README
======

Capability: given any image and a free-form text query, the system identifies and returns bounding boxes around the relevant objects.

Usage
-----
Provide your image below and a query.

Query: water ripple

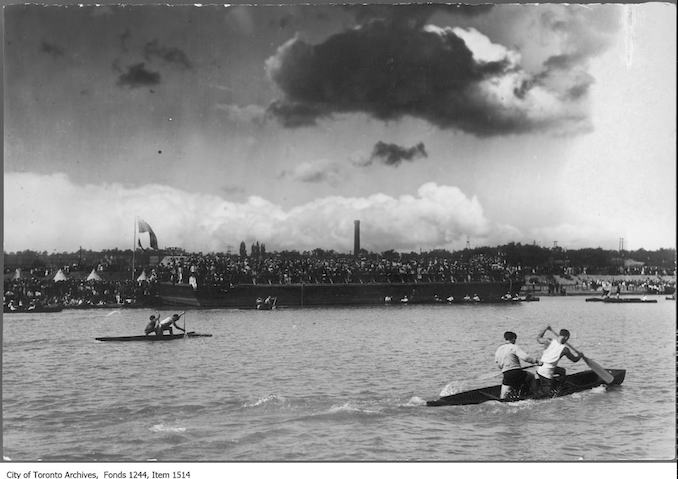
[2,300,675,461]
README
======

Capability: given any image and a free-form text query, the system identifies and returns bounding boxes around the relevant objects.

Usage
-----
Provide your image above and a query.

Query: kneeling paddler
[495,331,541,399]
[535,326,583,394]
[144,314,160,335]
[158,313,186,335]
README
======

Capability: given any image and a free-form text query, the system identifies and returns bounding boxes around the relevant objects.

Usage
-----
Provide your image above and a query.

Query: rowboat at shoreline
[585,297,657,303]
[426,368,626,406]
[95,332,212,342]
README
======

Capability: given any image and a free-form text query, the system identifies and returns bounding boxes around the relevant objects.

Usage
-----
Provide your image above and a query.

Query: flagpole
[132,216,137,281]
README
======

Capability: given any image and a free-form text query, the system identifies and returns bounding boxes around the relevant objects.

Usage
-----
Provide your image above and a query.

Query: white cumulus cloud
[4,172,505,253]
[449,26,521,65]
[6,172,651,253]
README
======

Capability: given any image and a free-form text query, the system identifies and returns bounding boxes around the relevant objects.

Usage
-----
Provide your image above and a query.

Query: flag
[137,218,158,249]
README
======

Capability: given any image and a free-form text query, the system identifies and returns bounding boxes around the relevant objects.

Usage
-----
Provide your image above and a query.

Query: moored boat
[255,296,278,310]
[3,304,64,313]
[585,297,657,303]
[95,331,212,342]
[426,368,626,406]
[508,294,540,302]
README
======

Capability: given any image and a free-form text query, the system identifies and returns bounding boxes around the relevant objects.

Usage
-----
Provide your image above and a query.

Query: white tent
[87,269,103,281]
[136,270,148,282]
[53,269,68,282]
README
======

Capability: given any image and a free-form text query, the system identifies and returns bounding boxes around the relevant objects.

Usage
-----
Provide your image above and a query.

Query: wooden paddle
[564,341,615,384]
[547,327,614,384]
[175,311,186,336]
[478,364,538,381]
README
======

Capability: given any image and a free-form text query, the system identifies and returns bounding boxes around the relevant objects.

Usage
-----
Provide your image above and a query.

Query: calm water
[2,297,675,461]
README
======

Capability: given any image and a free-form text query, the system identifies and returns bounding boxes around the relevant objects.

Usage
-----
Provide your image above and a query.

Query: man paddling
[535,326,583,393]
[494,331,541,400]
[144,314,160,335]
[158,313,186,335]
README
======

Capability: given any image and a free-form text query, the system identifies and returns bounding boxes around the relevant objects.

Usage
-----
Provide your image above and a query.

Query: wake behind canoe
[96,332,212,342]
[426,368,625,407]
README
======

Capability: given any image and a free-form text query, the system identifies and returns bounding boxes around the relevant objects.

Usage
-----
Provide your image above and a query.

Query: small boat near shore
[585,297,657,303]
[255,296,278,310]
[426,368,626,406]
[95,332,212,342]
[3,304,64,313]
[509,295,540,302]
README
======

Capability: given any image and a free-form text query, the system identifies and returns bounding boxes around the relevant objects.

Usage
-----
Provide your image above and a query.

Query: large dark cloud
[366,141,428,167]
[116,63,161,88]
[266,21,520,135]
[266,5,622,136]
[144,39,192,70]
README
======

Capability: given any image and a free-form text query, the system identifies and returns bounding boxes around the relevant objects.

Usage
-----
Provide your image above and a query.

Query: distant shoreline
[524,290,674,297]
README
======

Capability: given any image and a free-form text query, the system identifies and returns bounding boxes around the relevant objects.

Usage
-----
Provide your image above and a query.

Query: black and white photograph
[2,0,676,470]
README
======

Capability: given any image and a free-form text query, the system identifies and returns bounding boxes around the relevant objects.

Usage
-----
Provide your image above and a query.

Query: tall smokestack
[354,220,360,256]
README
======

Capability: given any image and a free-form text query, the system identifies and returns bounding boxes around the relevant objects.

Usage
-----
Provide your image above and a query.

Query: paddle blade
[478,370,502,381]
[583,357,615,384]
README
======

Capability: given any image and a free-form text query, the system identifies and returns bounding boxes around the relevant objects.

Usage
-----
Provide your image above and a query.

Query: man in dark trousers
[495,331,541,399]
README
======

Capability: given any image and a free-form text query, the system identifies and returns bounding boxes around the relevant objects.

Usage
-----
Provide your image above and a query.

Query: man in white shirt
[535,325,583,393]
[158,313,186,335]
[495,331,541,399]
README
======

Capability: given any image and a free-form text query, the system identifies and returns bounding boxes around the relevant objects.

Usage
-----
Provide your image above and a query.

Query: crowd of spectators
[3,272,155,311]
[548,265,671,277]
[524,274,675,296]
[153,251,519,289]
[4,248,675,309]
[573,277,674,294]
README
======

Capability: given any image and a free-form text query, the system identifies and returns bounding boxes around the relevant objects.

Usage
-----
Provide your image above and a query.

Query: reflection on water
[2,297,675,461]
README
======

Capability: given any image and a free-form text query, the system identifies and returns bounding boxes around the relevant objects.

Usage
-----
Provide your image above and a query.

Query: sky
[3,2,676,254]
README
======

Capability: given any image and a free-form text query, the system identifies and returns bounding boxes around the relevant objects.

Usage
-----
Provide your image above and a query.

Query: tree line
[4,242,675,276]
